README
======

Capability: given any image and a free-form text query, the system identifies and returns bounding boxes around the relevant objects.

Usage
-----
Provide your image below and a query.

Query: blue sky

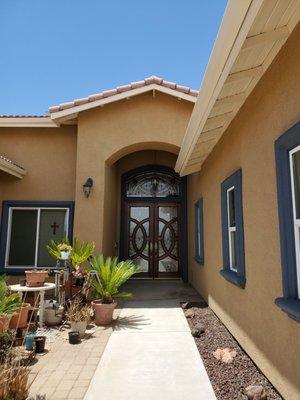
[0,1,227,115]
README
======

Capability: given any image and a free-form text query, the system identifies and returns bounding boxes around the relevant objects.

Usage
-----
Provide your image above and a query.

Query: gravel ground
[183,303,283,400]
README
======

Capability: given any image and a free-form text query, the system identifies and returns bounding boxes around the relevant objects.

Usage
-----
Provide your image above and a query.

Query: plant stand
[9,283,56,328]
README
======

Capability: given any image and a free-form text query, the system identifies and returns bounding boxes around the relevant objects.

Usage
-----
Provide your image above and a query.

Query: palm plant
[47,237,94,274]
[70,238,95,272]
[0,275,22,317]
[89,255,141,304]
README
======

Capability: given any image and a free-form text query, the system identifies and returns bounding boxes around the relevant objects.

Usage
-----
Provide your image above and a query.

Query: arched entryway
[120,165,187,280]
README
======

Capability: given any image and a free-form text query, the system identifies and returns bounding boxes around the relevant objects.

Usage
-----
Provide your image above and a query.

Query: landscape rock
[181,302,189,309]
[213,347,237,364]
[191,323,205,337]
[245,385,267,400]
[185,309,195,318]
[181,300,207,309]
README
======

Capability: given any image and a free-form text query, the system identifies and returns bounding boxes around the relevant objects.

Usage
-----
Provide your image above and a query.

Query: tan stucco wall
[73,92,193,254]
[187,26,300,399]
[0,126,77,216]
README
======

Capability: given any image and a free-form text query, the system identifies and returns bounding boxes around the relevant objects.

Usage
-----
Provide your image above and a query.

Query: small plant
[57,243,72,253]
[47,237,95,276]
[66,298,91,338]
[0,275,22,317]
[0,330,14,363]
[66,298,91,323]
[0,359,29,399]
[89,255,141,304]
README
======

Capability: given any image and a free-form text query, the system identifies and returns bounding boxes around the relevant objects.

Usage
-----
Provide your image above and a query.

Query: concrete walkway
[84,281,216,400]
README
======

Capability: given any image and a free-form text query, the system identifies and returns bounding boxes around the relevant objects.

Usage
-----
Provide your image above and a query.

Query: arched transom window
[125,171,181,198]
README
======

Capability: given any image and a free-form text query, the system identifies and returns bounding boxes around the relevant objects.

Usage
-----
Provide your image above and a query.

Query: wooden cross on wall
[51,222,59,235]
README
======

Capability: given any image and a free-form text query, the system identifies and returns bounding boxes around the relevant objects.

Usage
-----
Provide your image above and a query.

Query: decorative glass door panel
[156,205,179,276]
[124,203,180,278]
[126,205,152,275]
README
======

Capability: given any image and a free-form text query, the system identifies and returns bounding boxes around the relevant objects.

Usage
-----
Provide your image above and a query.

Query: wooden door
[124,202,180,278]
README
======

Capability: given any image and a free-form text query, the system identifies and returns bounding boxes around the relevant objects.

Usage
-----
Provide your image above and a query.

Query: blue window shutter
[274,122,300,321]
[220,169,246,288]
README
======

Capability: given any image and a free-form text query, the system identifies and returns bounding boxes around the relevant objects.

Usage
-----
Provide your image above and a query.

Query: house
[0,0,299,398]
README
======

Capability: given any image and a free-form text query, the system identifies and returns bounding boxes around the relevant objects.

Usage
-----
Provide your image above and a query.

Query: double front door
[124,202,181,278]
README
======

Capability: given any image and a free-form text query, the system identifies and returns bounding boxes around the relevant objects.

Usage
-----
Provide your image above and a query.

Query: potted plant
[89,255,141,325]
[66,298,91,338]
[9,302,31,329]
[47,238,94,287]
[0,275,22,334]
[25,270,48,287]
[58,243,72,260]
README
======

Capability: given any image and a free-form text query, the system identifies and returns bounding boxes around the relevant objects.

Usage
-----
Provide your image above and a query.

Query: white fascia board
[0,117,58,128]
[175,0,264,174]
[50,84,197,122]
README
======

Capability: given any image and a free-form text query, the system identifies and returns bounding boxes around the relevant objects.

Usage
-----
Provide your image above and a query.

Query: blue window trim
[220,169,246,288]
[0,200,74,275]
[194,198,204,265]
[275,122,300,322]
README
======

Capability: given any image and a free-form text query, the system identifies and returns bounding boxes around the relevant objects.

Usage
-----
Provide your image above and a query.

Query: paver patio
[28,281,216,400]
[28,324,113,400]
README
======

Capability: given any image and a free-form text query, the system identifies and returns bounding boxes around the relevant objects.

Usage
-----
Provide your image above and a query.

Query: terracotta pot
[0,315,11,334]
[92,300,117,326]
[70,320,88,338]
[25,270,48,287]
[9,303,31,329]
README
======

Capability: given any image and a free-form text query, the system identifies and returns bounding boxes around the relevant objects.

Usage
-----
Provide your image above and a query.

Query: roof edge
[0,117,57,128]
[50,83,197,122]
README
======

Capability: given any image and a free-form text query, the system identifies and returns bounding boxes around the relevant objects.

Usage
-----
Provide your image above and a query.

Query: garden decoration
[0,275,22,334]
[66,298,91,338]
[89,255,141,325]
[44,300,64,326]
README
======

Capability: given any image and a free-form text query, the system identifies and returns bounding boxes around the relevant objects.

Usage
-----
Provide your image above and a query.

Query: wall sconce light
[83,178,93,198]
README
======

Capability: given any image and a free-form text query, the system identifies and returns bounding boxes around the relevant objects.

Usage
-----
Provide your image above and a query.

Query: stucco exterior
[0,126,77,216]
[187,26,300,399]
[73,92,193,254]
[0,92,193,259]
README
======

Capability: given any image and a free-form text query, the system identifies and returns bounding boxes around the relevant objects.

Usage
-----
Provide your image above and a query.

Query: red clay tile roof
[0,115,47,118]
[49,76,198,114]
[0,155,25,170]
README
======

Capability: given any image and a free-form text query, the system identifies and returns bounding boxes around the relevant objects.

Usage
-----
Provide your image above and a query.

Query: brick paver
[28,323,113,400]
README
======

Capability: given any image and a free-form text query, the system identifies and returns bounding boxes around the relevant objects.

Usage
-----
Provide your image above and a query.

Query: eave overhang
[175,0,300,176]
[0,157,26,179]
